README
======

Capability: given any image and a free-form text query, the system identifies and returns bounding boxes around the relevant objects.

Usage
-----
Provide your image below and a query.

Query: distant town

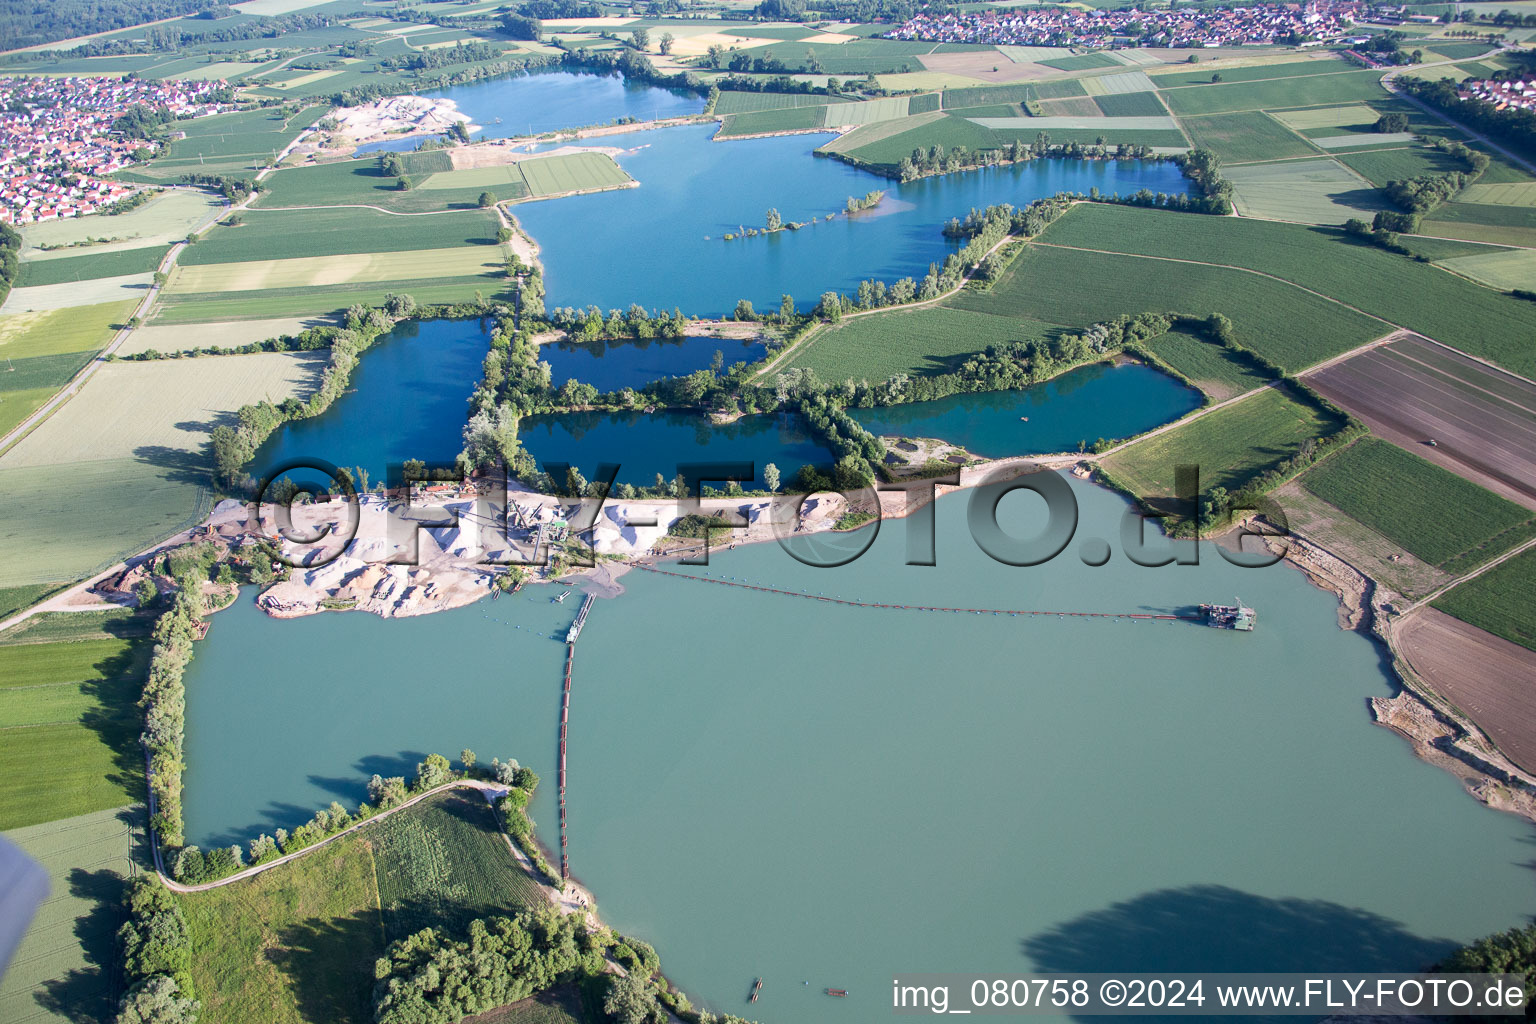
[885,1,1429,50]
[1462,75,1536,112]
[0,75,230,225]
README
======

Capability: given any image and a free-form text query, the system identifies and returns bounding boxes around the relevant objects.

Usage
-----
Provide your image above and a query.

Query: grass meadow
[517,152,633,197]
[1434,546,1536,653]
[1101,385,1344,499]
[1336,144,1466,186]
[1299,437,1536,573]
[183,832,384,1024]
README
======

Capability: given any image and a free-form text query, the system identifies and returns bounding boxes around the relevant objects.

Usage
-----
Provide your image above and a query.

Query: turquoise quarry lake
[184,478,1536,1022]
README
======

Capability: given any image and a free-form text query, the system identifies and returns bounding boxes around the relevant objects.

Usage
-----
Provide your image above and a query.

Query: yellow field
[1,351,326,467]
[1460,182,1536,207]
[0,299,137,359]
[166,246,503,293]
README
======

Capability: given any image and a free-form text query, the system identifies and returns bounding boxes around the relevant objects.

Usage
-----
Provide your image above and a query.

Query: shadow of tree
[270,909,384,1024]
[131,444,211,488]
[78,645,152,804]
[1023,885,1458,974]
[33,867,129,1024]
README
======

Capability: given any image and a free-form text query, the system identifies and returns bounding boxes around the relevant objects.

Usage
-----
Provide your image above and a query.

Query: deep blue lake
[539,333,765,393]
[511,123,1192,315]
[251,318,490,485]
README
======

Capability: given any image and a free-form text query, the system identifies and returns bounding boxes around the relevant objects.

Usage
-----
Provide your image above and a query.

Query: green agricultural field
[154,274,514,322]
[1039,52,1121,71]
[1093,91,1166,117]
[786,306,1067,381]
[1423,40,1502,59]
[183,832,384,1024]
[255,158,526,213]
[0,638,147,830]
[16,245,168,287]
[717,105,826,136]
[0,807,138,1024]
[180,208,500,264]
[1434,546,1536,652]
[417,164,527,191]
[0,609,151,645]
[1272,104,1380,131]
[1300,437,1536,573]
[1160,70,1390,115]
[1038,97,1104,117]
[0,385,58,439]
[168,246,502,293]
[1032,79,1089,100]
[1222,157,1388,224]
[1032,203,1536,376]
[1101,385,1343,501]
[1146,328,1276,401]
[1180,111,1318,164]
[129,104,332,180]
[817,109,947,155]
[518,152,633,197]
[373,790,546,941]
[1436,247,1536,290]
[1336,144,1465,186]
[1460,182,1536,206]
[823,95,915,126]
[0,299,136,360]
[2,351,324,467]
[954,240,1382,372]
[0,582,64,621]
[1426,200,1536,237]
[713,91,850,114]
[1150,56,1353,88]
[840,113,1002,167]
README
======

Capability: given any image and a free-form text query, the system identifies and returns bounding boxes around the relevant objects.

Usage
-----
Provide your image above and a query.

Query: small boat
[552,589,572,604]
[750,978,763,1003]
[827,988,848,997]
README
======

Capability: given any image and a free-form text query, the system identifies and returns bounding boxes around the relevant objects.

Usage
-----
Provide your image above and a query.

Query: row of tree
[1400,75,1536,162]
[116,878,199,1024]
[546,304,692,342]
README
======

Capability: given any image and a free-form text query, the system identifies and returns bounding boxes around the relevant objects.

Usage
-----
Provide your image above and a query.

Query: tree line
[1400,75,1536,161]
